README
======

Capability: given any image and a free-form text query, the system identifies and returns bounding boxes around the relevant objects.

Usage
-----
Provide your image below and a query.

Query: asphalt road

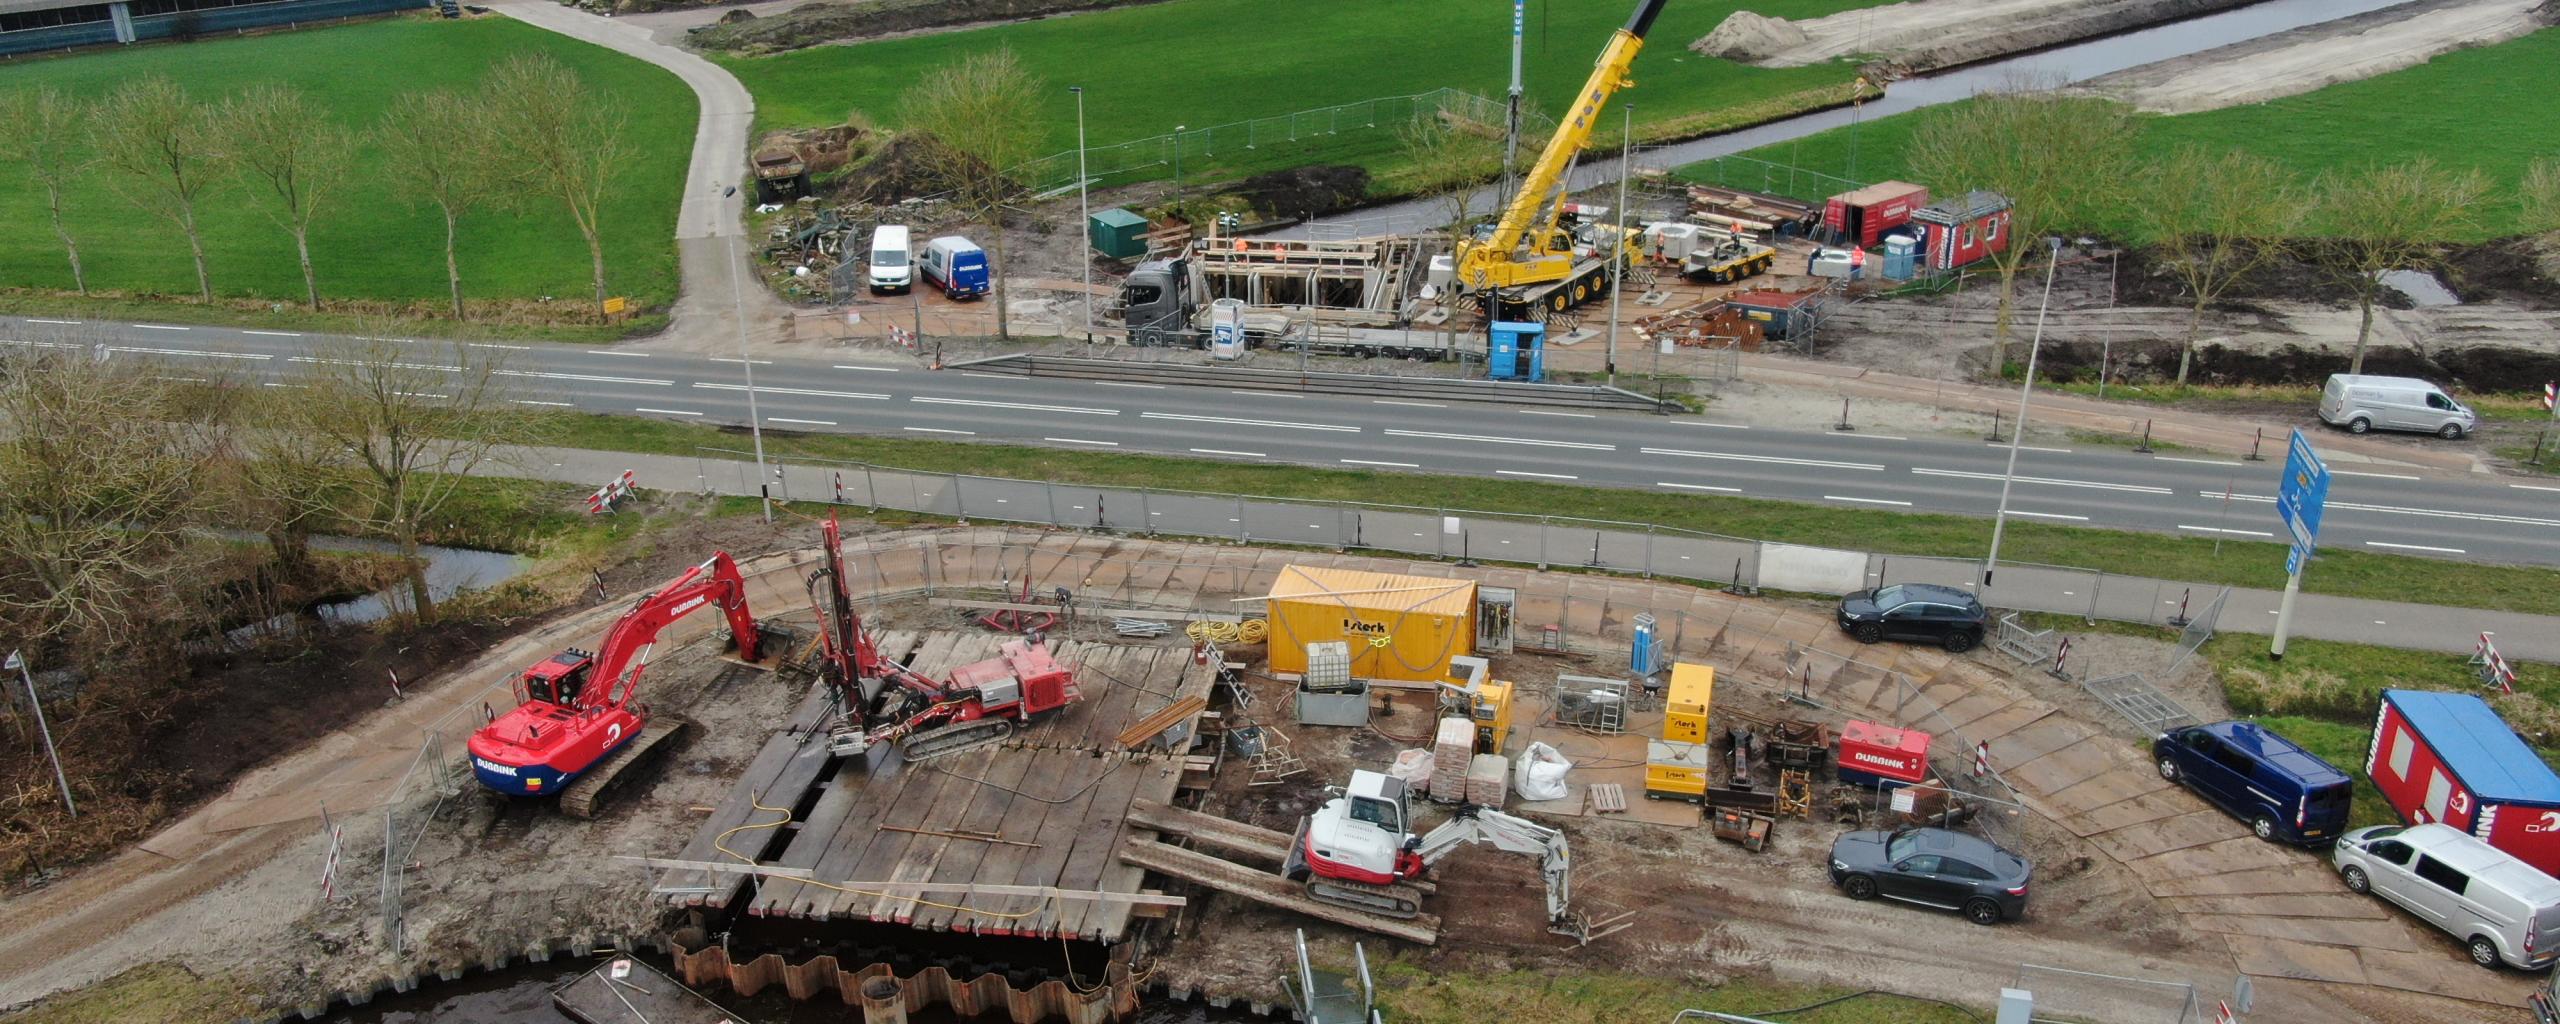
[11,314,2559,568]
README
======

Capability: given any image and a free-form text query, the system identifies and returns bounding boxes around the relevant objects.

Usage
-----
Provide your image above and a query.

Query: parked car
[1836,583,1989,652]
[2334,823,2560,970]
[919,235,989,300]
[2318,373,2477,439]
[1828,826,2031,925]
[2153,721,2352,846]
[866,224,912,294]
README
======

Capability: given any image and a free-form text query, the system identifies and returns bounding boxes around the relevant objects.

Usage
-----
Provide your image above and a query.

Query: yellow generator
[1442,655,1514,754]
[1665,662,1714,745]
[1645,739,1712,803]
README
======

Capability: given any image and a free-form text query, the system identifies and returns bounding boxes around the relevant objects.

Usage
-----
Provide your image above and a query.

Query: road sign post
[2270,430,2330,661]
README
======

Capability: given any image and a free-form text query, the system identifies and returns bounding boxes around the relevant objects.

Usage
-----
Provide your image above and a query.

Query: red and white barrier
[587,469,637,514]
[2474,632,2519,695]
[320,824,343,901]
[1973,741,1991,779]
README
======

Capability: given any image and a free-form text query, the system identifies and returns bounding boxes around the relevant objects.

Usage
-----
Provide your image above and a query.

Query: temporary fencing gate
[2011,964,2208,1024]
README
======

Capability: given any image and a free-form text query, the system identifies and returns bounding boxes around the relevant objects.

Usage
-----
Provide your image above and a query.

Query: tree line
[1904,87,2560,384]
[0,54,629,319]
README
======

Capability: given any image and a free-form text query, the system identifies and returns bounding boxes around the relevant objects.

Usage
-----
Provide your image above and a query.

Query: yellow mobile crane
[1452,0,1667,321]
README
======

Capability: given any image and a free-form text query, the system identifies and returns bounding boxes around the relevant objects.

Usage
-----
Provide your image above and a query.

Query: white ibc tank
[1208,297,1247,360]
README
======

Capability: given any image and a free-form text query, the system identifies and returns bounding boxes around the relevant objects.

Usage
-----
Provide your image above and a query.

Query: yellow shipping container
[1264,565,1476,682]
[1665,662,1715,744]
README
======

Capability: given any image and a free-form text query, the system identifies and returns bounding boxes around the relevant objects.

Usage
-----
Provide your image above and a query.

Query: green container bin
[1088,208,1151,261]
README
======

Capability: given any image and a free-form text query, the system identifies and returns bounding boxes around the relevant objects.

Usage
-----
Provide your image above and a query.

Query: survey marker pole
[7,650,73,818]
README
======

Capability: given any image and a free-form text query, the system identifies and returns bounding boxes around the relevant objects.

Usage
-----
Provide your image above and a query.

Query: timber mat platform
[660,630,1216,942]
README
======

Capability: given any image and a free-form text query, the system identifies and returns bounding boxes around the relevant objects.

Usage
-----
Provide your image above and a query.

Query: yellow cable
[715,791,1050,921]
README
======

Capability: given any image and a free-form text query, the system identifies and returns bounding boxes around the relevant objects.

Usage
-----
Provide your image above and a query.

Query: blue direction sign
[2277,429,2330,571]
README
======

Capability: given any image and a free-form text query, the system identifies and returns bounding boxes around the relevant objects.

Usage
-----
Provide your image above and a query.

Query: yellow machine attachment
[1451,0,1667,308]
[1441,655,1516,754]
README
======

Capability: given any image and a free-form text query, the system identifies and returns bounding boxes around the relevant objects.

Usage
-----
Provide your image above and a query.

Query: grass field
[529,412,2560,617]
[1682,26,2560,240]
[719,0,1885,192]
[0,16,695,315]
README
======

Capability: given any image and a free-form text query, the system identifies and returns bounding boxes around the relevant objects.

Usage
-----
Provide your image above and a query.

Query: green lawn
[719,0,1886,192]
[1683,25,2560,240]
[0,16,695,313]
[533,411,2560,617]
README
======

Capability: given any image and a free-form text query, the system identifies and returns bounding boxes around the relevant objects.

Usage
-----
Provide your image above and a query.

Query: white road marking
[392,391,445,399]
[2178,524,2272,538]
[1657,482,1740,493]
[635,407,704,416]
[1825,495,1912,506]
[242,330,303,338]
[2007,510,2090,521]
[2514,483,2560,493]
[1642,447,1881,471]
[2199,490,2560,529]
[767,417,837,426]
[1835,433,1909,441]
[692,382,889,401]
[495,369,672,386]
[515,400,574,407]
[1990,443,2073,454]
[1231,389,1301,398]
[261,382,308,389]
[1518,410,1595,419]
[1913,467,2171,495]
[132,323,190,331]
[118,346,270,360]
[593,350,652,358]
[833,364,901,372]
[26,319,80,325]
[151,376,209,383]
[1497,469,1578,480]
[1046,437,1119,446]
[709,357,773,365]
[962,372,1012,379]
[1375,399,1445,408]
[904,427,975,435]
[2366,541,2465,554]
[1190,448,1267,458]
[915,396,1116,416]
[1342,459,1418,468]
[1679,421,1750,429]
[1093,381,1165,389]
[467,342,528,350]
[1390,428,1613,451]
[2154,456,2243,467]
[2332,470,2420,481]
[291,354,451,370]
[1144,411,1356,432]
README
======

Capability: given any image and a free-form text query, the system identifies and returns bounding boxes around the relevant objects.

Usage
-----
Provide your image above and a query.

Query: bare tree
[226,85,354,312]
[899,46,1048,340]
[2520,156,2560,237]
[297,339,524,620]
[0,346,236,664]
[1,88,92,295]
[1397,98,1508,354]
[2136,146,2304,385]
[233,388,361,579]
[1907,87,2136,375]
[484,55,629,316]
[2307,158,2487,374]
[379,89,499,319]
[91,75,227,303]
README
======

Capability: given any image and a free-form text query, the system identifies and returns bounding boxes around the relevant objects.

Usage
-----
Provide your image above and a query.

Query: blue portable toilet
[1488,320,1546,382]
[1882,234,1918,281]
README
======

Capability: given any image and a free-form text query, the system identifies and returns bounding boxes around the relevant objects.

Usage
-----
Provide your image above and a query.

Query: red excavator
[805,514,1081,762]
[469,551,773,814]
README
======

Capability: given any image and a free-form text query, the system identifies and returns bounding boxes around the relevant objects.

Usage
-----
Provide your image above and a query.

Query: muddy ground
[2082,0,2558,114]
[683,0,1167,53]
[1695,0,2255,74]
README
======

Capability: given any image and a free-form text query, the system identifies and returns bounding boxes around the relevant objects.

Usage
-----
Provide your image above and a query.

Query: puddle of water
[2377,268,2462,307]
[219,537,531,648]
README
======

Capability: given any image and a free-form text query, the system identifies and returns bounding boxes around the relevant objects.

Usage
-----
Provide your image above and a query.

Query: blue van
[919,235,989,300]
[2153,721,2352,846]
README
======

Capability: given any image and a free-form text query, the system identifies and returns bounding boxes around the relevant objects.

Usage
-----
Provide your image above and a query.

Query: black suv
[1828,826,2032,925]
[1837,583,1991,652]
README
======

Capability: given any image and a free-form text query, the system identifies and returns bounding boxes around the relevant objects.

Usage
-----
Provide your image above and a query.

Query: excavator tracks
[1304,877,1425,918]
[896,717,1015,762]
[558,716,693,819]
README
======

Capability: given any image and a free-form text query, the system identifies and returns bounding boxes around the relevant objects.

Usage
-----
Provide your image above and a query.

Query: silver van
[2333,822,2560,969]
[2318,373,2477,439]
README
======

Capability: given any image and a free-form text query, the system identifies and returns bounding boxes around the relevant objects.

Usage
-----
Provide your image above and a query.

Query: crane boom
[1454,0,1667,295]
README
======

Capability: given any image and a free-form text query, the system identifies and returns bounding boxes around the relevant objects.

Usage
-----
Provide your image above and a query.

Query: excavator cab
[524,649,595,707]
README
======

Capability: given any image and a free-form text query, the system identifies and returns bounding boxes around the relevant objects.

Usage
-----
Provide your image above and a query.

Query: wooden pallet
[1583,783,1628,815]
[1116,695,1208,750]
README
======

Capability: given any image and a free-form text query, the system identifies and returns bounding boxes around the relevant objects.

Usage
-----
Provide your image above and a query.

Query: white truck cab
[866,224,912,293]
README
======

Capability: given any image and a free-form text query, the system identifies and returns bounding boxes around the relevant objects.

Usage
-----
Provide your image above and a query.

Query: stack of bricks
[1431,718,1477,803]
[1466,753,1509,807]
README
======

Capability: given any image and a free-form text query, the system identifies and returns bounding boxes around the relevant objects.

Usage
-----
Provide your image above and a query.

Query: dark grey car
[1828,827,2031,925]
[1837,583,1991,652]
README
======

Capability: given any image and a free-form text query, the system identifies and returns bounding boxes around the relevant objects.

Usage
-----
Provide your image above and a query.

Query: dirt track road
[2085,0,2556,113]
[1694,0,2253,71]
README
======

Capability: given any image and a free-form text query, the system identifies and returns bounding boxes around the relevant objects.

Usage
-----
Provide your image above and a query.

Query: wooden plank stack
[1430,717,1476,803]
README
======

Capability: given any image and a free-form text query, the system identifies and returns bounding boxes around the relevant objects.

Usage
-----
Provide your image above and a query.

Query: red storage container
[1822,181,1929,249]
[1838,719,1931,787]
[2368,689,2560,877]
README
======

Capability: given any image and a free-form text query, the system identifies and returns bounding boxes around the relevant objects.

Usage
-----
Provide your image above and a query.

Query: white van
[2333,822,2560,969]
[2317,373,2477,439]
[866,224,912,294]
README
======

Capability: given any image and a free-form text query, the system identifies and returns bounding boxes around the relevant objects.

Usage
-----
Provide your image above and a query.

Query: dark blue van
[2153,721,2352,846]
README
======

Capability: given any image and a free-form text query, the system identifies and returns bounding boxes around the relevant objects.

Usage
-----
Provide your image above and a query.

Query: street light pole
[1071,86,1093,342]
[726,232,772,524]
[1171,125,1187,207]
[1607,104,1630,385]
[1980,236,2064,591]
[6,650,74,818]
